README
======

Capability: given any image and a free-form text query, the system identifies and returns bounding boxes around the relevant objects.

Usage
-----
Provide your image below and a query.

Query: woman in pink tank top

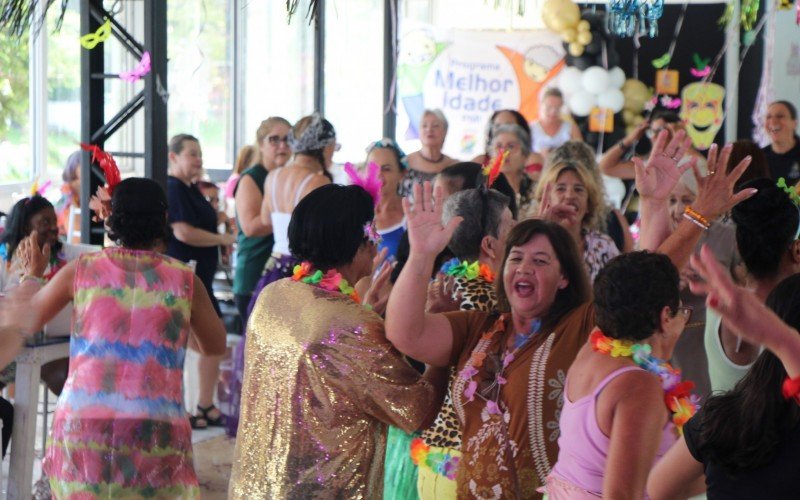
[547,252,697,499]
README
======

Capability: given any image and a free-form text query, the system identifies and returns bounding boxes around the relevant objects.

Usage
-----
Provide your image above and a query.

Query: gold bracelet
[20,275,45,285]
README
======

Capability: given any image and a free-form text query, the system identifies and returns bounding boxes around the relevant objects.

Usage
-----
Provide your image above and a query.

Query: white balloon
[608,67,626,89]
[581,66,610,95]
[558,67,584,95]
[569,91,597,117]
[597,89,625,113]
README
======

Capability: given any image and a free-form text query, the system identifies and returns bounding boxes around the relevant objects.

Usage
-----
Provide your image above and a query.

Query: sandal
[189,412,207,430]
[196,404,226,427]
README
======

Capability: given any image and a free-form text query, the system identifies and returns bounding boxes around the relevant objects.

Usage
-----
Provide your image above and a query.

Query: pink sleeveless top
[550,365,677,496]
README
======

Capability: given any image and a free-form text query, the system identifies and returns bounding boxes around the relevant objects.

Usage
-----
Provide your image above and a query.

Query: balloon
[541,0,561,31]
[560,0,581,28]
[581,66,610,94]
[568,42,585,57]
[558,66,584,95]
[569,91,597,117]
[576,31,592,45]
[597,89,625,113]
[562,28,577,43]
[632,115,645,126]
[623,109,635,124]
[584,35,602,55]
[608,67,626,89]
[577,20,591,32]
[566,53,594,71]
[622,79,652,112]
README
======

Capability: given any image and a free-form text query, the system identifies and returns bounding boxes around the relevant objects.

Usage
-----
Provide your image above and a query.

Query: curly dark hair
[106,178,171,249]
[593,252,680,341]
[495,219,590,332]
[0,196,62,258]
[731,178,798,281]
[695,274,800,473]
[289,184,374,270]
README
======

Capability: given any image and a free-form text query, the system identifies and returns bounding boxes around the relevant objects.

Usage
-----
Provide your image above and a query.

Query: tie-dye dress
[43,247,199,499]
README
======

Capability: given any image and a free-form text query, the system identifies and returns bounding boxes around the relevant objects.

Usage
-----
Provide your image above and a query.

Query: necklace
[458,315,541,415]
[419,151,445,163]
[590,328,699,435]
[291,261,360,303]
[440,258,494,283]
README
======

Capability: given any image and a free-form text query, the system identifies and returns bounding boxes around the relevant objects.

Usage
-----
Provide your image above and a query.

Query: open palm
[403,182,462,257]
[634,130,694,202]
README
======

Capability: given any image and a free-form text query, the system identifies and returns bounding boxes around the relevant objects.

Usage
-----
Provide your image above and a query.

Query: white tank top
[531,120,572,152]
[269,168,318,255]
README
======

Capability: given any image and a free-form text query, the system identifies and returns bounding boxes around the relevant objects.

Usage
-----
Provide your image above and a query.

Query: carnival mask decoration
[679,82,726,150]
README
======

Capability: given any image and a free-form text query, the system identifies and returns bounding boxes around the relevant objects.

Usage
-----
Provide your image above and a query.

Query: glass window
[239,1,314,149]
[0,29,31,185]
[168,0,234,173]
[324,0,384,165]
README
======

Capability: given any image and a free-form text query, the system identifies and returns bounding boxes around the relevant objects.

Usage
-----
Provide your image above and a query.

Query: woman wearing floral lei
[229,184,437,498]
[547,251,695,498]
[386,130,754,498]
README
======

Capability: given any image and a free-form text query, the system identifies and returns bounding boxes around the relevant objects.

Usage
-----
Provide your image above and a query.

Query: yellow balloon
[541,0,562,31]
[623,109,635,124]
[568,42,585,57]
[576,31,592,45]
[562,28,577,43]
[561,0,581,27]
[578,20,591,32]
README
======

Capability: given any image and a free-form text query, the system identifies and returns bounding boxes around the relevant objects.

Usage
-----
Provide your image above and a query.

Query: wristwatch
[617,140,632,153]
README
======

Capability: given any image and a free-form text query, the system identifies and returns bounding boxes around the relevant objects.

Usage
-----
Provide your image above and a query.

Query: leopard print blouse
[420,275,497,449]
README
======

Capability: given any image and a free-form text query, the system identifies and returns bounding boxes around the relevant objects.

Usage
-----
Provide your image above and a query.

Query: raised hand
[403,182,462,258]
[18,231,50,278]
[634,129,695,202]
[535,182,578,227]
[691,144,756,221]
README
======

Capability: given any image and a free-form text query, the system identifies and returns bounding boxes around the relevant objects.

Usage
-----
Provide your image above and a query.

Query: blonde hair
[254,116,292,165]
[234,145,256,174]
[534,162,606,230]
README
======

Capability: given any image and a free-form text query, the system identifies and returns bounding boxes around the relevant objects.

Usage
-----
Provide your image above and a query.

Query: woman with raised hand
[229,184,434,499]
[649,263,800,499]
[385,129,753,498]
[11,177,227,498]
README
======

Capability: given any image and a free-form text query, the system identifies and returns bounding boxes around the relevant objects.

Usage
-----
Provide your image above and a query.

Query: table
[6,336,69,500]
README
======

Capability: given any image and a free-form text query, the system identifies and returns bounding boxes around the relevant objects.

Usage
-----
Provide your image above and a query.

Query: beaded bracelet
[20,275,45,285]
[783,375,800,404]
[683,206,710,230]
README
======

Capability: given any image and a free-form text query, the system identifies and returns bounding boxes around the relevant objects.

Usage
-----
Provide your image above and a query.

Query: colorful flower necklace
[458,315,541,415]
[410,437,459,480]
[292,261,360,303]
[440,258,494,283]
[590,328,700,434]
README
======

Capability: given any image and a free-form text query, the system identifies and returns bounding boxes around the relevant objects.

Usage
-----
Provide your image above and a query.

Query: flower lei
[783,375,800,405]
[292,261,360,303]
[410,437,459,480]
[590,328,700,434]
[440,258,494,283]
[457,315,541,415]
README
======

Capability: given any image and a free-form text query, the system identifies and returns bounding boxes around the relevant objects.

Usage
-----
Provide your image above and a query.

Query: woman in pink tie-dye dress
[13,178,227,499]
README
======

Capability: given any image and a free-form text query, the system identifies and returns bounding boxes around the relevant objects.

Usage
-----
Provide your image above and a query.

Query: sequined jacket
[229,279,437,499]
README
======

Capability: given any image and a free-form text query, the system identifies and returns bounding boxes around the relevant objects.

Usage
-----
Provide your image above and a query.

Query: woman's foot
[196,404,225,427]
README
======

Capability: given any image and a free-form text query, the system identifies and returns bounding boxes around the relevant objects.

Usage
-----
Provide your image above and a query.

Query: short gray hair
[442,189,510,260]
[547,141,597,172]
[490,123,531,157]
[422,109,449,133]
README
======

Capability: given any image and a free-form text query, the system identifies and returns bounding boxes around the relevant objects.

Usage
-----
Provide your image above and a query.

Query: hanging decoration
[651,53,671,69]
[690,53,712,79]
[719,0,760,32]
[608,0,665,38]
[119,51,151,82]
[679,83,726,150]
[660,95,681,109]
[79,18,112,50]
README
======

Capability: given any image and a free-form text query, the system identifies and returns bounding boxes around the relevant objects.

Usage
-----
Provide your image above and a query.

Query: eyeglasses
[267,135,289,145]
[676,305,694,322]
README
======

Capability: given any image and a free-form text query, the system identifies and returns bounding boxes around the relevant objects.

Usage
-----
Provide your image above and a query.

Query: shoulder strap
[592,365,644,398]
[269,166,282,209]
[293,173,317,207]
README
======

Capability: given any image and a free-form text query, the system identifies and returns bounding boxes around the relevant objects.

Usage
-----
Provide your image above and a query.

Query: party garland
[783,375,800,404]
[292,262,360,303]
[440,258,494,283]
[590,328,700,435]
[410,438,459,480]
